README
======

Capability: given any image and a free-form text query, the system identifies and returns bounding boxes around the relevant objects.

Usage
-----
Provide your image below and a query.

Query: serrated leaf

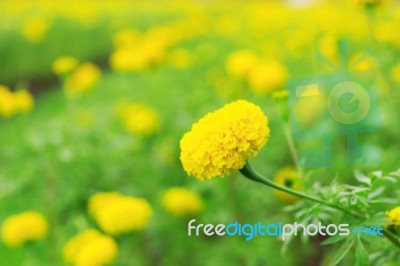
[355,170,371,186]
[321,234,346,245]
[371,170,382,179]
[381,176,397,183]
[329,238,355,266]
[355,238,369,266]
[367,186,385,199]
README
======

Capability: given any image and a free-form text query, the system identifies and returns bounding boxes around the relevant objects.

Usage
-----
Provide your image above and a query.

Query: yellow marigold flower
[1,211,48,247]
[65,63,101,96]
[386,206,400,226]
[180,100,270,180]
[63,229,117,266]
[14,90,34,114]
[292,85,326,127]
[350,53,375,71]
[113,28,140,48]
[248,61,288,94]
[88,192,152,235]
[110,47,148,72]
[118,103,160,136]
[21,18,49,43]
[273,167,302,203]
[318,35,339,65]
[225,50,258,80]
[52,56,79,75]
[162,187,203,216]
[0,85,17,118]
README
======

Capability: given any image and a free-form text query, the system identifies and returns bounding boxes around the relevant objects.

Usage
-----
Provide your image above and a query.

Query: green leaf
[355,238,369,266]
[321,234,346,245]
[328,238,355,266]
[354,170,371,186]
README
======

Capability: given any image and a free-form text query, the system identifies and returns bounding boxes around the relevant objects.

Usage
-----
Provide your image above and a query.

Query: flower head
[386,206,400,226]
[225,50,258,80]
[0,85,17,118]
[65,63,101,96]
[63,229,117,266]
[88,192,152,235]
[52,56,79,75]
[1,211,48,247]
[162,187,203,216]
[22,18,49,43]
[248,61,288,94]
[118,103,161,136]
[273,167,302,203]
[14,90,34,114]
[180,100,269,180]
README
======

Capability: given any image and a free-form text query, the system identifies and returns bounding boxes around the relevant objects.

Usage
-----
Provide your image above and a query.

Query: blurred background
[0,0,400,265]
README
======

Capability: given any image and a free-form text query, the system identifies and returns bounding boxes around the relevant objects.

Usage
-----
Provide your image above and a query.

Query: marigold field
[1,0,400,265]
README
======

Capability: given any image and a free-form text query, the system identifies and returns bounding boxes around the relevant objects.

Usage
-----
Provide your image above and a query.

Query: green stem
[382,229,400,249]
[239,161,400,250]
[239,161,363,218]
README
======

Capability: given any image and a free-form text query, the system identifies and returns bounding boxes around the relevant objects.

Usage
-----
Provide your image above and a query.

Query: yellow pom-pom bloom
[386,206,400,226]
[21,18,49,44]
[248,61,288,94]
[14,90,34,114]
[88,192,153,235]
[118,103,161,136]
[180,100,270,180]
[273,167,302,203]
[63,229,117,266]
[0,85,17,118]
[225,50,258,80]
[112,28,140,48]
[1,211,48,247]
[65,63,101,96]
[162,187,203,216]
[52,56,79,75]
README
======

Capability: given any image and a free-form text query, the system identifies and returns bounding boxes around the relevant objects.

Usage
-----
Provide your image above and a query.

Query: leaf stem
[239,161,362,218]
[239,161,400,250]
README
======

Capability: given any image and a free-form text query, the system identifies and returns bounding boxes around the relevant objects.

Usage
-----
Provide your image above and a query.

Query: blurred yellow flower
[248,61,288,94]
[162,187,203,216]
[118,103,160,136]
[113,28,140,48]
[14,90,34,114]
[52,56,79,75]
[63,229,117,266]
[110,47,145,72]
[65,63,101,96]
[0,85,17,118]
[386,206,400,226]
[273,167,302,203]
[350,53,375,71]
[88,192,153,235]
[1,211,48,247]
[318,35,339,64]
[225,50,258,80]
[293,86,326,127]
[180,100,269,180]
[22,18,49,44]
